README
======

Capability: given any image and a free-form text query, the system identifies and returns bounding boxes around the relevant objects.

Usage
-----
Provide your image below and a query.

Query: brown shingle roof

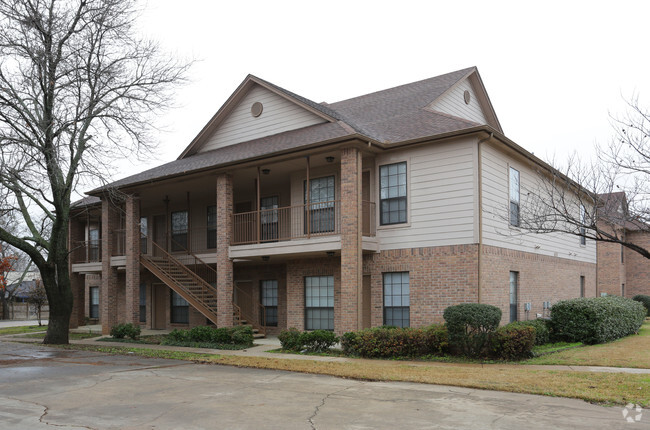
[91,67,480,193]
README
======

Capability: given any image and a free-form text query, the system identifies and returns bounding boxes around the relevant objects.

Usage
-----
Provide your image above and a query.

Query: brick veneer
[340,147,363,332]
[596,223,626,296]
[481,245,597,324]
[216,173,234,327]
[101,199,120,335]
[125,195,141,325]
[624,230,650,297]
[68,216,86,328]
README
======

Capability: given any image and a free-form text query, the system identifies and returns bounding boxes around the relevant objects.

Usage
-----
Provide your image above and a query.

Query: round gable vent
[251,102,263,117]
[463,90,471,104]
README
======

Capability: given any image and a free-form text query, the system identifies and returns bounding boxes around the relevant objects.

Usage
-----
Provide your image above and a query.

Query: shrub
[632,295,650,317]
[550,296,646,344]
[110,323,141,340]
[490,323,535,360]
[443,303,501,357]
[279,329,339,353]
[163,326,253,346]
[512,319,550,345]
[340,325,448,358]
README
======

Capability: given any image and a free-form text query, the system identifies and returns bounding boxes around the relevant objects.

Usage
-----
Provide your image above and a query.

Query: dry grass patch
[197,355,650,407]
[526,321,650,368]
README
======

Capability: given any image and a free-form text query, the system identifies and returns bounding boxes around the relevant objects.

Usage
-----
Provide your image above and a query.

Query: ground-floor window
[383,272,410,327]
[89,286,99,319]
[580,276,585,298]
[170,290,189,324]
[305,275,334,330]
[509,271,519,323]
[139,283,147,323]
[261,279,278,326]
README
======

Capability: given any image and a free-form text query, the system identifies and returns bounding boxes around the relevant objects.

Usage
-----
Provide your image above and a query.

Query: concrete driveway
[0,341,643,429]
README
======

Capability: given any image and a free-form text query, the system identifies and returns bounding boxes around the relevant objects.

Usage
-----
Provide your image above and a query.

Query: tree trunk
[41,266,72,344]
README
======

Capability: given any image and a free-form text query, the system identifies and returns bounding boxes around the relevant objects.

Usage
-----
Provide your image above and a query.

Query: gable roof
[91,67,501,194]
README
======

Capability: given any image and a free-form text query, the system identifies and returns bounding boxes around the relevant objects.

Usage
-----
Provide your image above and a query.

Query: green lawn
[21,331,100,340]
[525,321,650,368]
[0,325,47,336]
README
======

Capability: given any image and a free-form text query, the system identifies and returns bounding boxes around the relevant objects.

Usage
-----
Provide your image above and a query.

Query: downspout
[477,132,493,303]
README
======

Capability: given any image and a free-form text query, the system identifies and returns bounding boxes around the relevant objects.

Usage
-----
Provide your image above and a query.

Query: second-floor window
[579,204,586,245]
[140,216,148,253]
[171,211,188,251]
[380,162,407,225]
[509,167,520,227]
[88,228,100,261]
[305,176,335,234]
[207,206,216,249]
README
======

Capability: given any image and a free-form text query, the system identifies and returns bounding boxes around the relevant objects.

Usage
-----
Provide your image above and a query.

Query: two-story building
[69,67,597,336]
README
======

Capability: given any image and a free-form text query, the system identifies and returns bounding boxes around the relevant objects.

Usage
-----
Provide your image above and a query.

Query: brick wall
[596,223,626,296]
[482,245,597,324]
[625,230,650,297]
[101,199,120,335]
[216,173,234,327]
[363,245,480,327]
[125,195,141,324]
[233,264,287,335]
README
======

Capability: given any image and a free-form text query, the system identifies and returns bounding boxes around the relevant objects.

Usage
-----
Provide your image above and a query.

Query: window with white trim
[509,167,520,227]
[579,204,586,245]
[305,276,334,330]
[383,272,410,327]
[380,162,407,225]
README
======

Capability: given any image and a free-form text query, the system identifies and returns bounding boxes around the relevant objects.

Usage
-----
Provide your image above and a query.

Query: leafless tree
[516,96,650,260]
[26,279,47,326]
[0,0,189,343]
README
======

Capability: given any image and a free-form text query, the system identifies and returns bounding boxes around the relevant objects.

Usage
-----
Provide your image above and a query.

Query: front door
[153,215,166,256]
[153,284,167,329]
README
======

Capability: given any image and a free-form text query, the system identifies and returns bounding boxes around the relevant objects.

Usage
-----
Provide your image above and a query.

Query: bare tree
[25,279,47,326]
[0,0,189,343]
[516,96,650,260]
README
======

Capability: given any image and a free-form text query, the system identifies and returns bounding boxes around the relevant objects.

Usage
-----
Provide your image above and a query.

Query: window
[88,228,100,261]
[260,196,279,241]
[509,271,518,323]
[140,217,148,253]
[207,206,217,249]
[305,276,334,330]
[139,284,146,323]
[260,280,278,326]
[89,286,99,319]
[171,211,188,251]
[622,283,625,297]
[380,162,407,225]
[580,276,585,298]
[509,167,520,227]
[579,204,586,245]
[305,176,335,234]
[383,272,410,327]
[621,245,625,263]
[170,290,189,324]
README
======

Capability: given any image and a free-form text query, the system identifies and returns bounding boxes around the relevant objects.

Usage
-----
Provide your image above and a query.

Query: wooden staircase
[141,241,266,337]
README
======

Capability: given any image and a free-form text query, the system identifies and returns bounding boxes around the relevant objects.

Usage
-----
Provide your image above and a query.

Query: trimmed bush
[490,323,535,360]
[279,329,339,352]
[340,324,448,358]
[632,294,650,317]
[110,323,141,340]
[163,325,253,346]
[512,319,550,345]
[443,303,502,357]
[550,296,646,344]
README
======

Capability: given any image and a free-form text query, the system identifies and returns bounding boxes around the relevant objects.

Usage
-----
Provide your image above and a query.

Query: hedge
[110,323,141,340]
[162,325,253,346]
[443,303,501,357]
[510,319,550,345]
[340,324,448,358]
[278,329,338,353]
[550,296,646,344]
[632,295,650,317]
[490,323,535,360]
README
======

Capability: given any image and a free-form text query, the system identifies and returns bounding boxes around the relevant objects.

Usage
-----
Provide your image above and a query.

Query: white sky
[111,0,650,182]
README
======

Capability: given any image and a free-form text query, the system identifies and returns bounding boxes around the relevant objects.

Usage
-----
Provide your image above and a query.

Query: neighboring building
[596,192,650,298]
[69,67,597,335]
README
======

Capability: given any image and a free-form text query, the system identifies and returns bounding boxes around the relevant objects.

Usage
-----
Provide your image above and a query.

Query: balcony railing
[71,240,102,264]
[112,229,126,256]
[232,200,376,246]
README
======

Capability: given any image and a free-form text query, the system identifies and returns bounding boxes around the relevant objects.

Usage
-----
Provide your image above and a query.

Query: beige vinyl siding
[428,78,486,125]
[377,138,476,249]
[200,85,327,153]
[481,142,596,263]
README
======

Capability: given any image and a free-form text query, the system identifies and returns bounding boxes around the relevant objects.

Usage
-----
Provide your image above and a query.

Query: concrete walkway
[4,328,650,375]
[0,319,48,328]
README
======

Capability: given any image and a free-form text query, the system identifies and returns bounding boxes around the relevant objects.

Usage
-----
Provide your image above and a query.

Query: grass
[525,321,650,368]
[21,331,100,340]
[96,335,167,345]
[531,342,582,356]
[46,342,650,407]
[0,325,47,336]
[95,335,251,350]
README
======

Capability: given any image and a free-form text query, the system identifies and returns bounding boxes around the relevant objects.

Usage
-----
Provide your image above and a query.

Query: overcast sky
[115,0,650,180]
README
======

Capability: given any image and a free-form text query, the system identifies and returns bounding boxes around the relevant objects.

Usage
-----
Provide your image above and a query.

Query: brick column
[216,173,234,327]
[68,216,86,328]
[125,195,141,325]
[339,147,363,333]
[101,198,119,335]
